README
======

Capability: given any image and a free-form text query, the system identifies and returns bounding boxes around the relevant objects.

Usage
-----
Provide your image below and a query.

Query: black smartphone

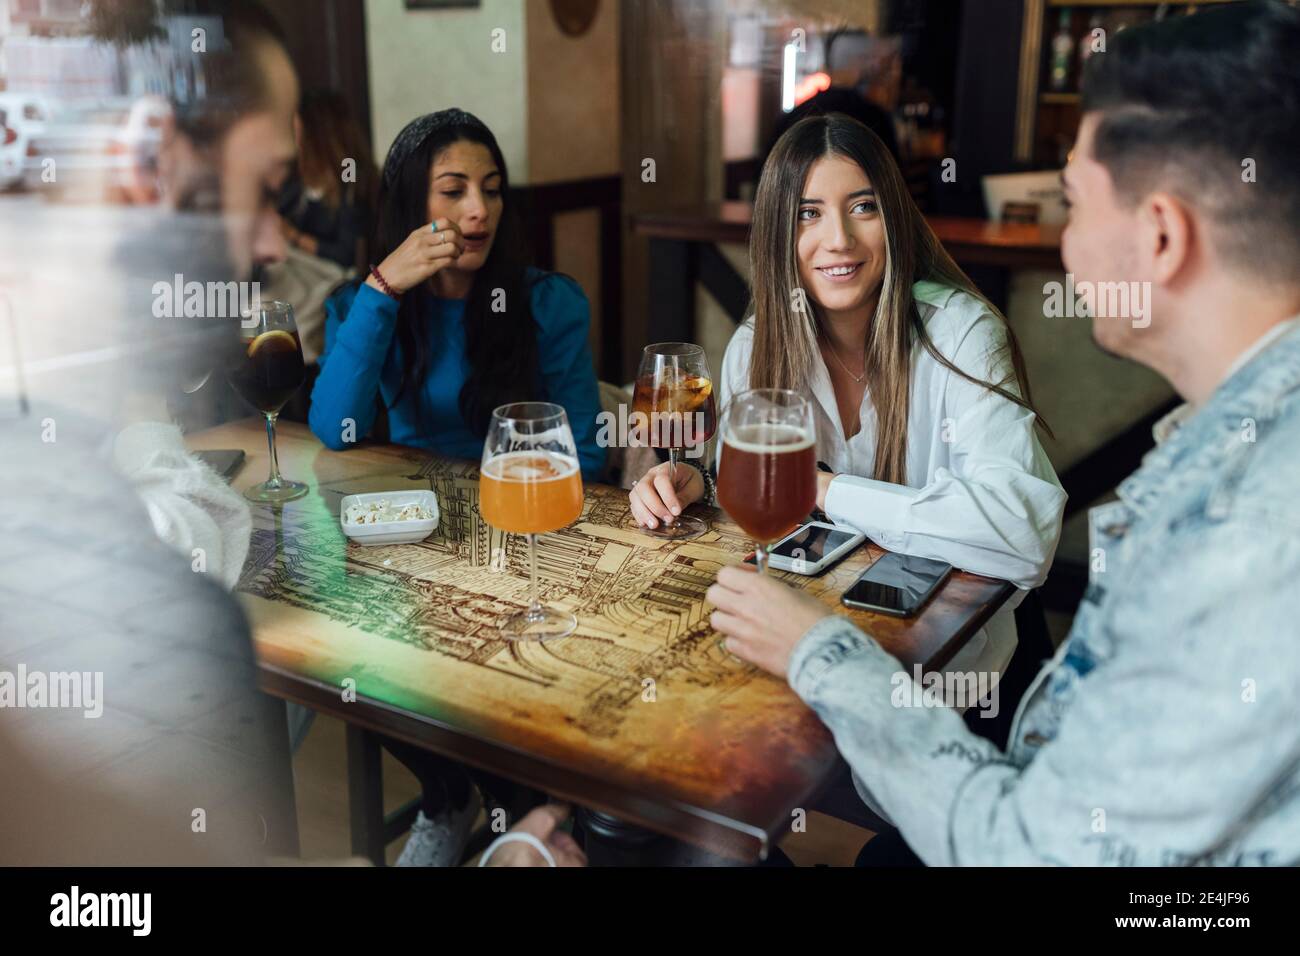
[195,449,246,482]
[841,552,952,617]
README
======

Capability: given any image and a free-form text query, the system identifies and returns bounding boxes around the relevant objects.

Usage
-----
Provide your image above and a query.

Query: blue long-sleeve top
[309,269,605,478]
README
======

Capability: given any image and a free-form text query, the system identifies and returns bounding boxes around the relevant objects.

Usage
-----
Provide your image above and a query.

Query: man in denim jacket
[709,1,1300,865]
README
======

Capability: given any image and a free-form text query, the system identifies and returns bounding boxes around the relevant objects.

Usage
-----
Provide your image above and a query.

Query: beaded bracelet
[368,264,400,300]
[686,460,716,506]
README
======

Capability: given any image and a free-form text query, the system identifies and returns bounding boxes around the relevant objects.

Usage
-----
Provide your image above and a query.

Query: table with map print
[187,418,1014,863]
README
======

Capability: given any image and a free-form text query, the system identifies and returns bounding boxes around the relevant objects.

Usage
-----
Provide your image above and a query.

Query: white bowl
[339,490,440,546]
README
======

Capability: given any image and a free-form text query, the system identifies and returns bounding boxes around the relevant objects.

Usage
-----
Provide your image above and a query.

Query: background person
[308,109,604,479]
[279,89,378,271]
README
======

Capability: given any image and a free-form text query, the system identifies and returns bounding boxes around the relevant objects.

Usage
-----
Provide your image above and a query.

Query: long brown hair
[297,90,378,212]
[748,113,1047,486]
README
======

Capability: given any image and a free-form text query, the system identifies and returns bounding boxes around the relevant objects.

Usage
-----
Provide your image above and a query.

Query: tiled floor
[291,713,874,867]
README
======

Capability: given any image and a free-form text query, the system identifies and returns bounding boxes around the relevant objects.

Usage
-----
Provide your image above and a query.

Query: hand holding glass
[631,342,717,540]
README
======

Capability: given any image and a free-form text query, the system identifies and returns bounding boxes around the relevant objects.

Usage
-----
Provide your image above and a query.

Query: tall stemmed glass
[479,402,585,640]
[227,300,307,503]
[716,388,817,574]
[632,342,717,540]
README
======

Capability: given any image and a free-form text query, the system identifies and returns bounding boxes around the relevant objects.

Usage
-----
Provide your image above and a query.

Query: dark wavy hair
[373,112,540,438]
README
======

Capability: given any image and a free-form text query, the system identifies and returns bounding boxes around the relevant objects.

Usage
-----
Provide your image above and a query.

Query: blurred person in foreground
[0,0,300,863]
[0,0,579,868]
[708,0,1300,866]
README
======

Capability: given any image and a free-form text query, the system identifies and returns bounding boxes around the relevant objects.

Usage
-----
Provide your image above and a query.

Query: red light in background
[794,72,831,107]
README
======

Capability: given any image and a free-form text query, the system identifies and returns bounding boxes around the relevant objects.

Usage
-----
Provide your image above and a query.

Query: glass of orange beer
[716,388,817,574]
[631,342,717,540]
[479,402,584,640]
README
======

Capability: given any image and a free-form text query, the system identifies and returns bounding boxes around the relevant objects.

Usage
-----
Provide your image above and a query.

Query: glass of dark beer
[227,300,308,503]
[716,388,816,574]
[631,342,717,540]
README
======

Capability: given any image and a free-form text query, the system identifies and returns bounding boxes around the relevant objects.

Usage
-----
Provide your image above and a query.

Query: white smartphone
[746,521,866,576]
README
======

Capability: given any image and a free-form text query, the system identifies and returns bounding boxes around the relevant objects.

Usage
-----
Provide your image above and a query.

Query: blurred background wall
[363,0,529,172]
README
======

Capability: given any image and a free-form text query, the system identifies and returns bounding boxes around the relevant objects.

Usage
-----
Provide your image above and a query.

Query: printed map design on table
[237,454,816,738]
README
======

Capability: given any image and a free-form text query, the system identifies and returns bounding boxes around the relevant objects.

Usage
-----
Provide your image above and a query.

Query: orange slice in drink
[246,329,297,359]
[680,375,712,411]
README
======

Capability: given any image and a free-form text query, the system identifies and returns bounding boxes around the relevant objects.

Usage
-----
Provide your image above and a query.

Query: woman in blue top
[310,110,602,867]
[309,108,604,479]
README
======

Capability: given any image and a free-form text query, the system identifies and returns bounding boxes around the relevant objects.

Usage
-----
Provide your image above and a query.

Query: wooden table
[632,201,1064,343]
[189,418,1014,864]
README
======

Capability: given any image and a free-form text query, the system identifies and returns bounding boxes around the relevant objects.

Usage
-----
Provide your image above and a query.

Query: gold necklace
[820,329,867,384]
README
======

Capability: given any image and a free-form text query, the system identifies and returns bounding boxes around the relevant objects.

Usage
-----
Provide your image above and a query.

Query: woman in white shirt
[629,112,1066,681]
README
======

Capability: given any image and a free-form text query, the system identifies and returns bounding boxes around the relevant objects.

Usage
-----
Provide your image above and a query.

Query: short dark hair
[1081,0,1300,282]
[90,0,289,146]
[168,0,289,146]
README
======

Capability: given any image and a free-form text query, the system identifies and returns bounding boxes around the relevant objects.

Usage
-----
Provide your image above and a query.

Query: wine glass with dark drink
[227,300,308,503]
[716,388,817,574]
[632,342,716,540]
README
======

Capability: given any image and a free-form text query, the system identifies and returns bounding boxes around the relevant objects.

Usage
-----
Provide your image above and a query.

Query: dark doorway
[261,0,373,142]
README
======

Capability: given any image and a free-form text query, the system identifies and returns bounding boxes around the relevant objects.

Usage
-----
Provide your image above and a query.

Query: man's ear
[156,106,196,207]
[1142,191,1194,286]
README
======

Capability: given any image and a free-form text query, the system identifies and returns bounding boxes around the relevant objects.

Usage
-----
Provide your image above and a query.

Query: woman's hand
[816,470,837,511]
[485,804,587,867]
[367,218,465,295]
[628,460,705,530]
[707,564,832,678]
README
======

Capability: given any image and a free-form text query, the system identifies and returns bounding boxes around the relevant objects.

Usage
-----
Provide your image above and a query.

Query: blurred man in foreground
[0,0,301,867]
[0,0,578,868]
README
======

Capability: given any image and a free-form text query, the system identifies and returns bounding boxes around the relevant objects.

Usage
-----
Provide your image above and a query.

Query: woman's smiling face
[425,138,503,272]
[795,154,887,318]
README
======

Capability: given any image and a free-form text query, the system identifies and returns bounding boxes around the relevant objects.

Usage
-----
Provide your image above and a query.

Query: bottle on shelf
[1049,8,1074,92]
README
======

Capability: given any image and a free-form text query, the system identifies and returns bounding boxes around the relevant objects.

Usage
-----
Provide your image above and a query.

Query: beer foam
[722,422,815,453]
[483,449,580,482]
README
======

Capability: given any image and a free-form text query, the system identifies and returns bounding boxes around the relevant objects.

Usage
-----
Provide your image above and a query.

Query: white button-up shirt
[718,280,1067,678]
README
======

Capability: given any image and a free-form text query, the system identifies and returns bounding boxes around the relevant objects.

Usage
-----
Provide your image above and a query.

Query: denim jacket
[789,320,1300,865]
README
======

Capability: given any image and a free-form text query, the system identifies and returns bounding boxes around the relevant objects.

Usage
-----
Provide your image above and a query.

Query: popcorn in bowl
[339,491,439,546]
[344,499,435,525]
